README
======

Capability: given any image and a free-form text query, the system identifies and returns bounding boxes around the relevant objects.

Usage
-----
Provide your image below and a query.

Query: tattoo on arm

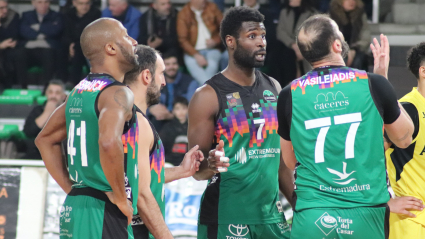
[114,88,130,113]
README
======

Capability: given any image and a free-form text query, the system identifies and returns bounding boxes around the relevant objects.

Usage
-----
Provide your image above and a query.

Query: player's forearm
[278,161,294,207]
[164,166,187,183]
[37,140,72,193]
[137,192,174,239]
[99,137,127,203]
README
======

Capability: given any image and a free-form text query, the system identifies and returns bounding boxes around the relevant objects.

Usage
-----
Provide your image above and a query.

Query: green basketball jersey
[66,74,139,209]
[290,66,389,211]
[132,108,165,227]
[199,71,283,225]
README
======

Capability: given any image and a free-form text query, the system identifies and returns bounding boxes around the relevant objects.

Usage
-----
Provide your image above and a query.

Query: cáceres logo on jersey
[263,90,276,102]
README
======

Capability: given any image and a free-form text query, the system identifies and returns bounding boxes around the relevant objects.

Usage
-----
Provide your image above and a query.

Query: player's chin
[253,61,265,68]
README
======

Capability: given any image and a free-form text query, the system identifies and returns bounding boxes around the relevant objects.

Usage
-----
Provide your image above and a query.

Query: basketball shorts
[389,212,425,239]
[60,187,134,239]
[197,218,290,239]
[290,205,389,239]
[132,224,153,239]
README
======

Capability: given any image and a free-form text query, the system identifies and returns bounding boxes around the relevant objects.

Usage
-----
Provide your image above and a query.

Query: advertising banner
[164,177,207,238]
[0,167,21,239]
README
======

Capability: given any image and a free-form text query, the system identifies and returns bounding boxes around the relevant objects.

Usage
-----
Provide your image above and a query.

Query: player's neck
[311,55,345,69]
[130,84,148,114]
[222,61,256,86]
[417,79,425,98]
[90,65,125,83]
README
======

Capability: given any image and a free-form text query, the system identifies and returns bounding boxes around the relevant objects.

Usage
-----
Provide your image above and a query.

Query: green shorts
[198,221,290,239]
[290,205,389,239]
[60,188,134,239]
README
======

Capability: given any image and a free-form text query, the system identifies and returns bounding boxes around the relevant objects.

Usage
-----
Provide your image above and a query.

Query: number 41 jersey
[290,66,389,211]
[199,71,283,225]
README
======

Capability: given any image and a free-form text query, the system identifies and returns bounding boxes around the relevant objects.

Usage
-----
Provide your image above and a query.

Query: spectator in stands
[138,0,180,58]
[62,0,100,85]
[13,0,63,89]
[0,0,19,90]
[148,51,198,130]
[329,0,371,70]
[159,96,189,166]
[102,0,141,39]
[177,0,222,85]
[23,80,66,159]
[276,0,316,85]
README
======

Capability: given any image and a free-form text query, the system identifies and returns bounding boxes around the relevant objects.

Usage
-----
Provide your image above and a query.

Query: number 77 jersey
[290,67,389,211]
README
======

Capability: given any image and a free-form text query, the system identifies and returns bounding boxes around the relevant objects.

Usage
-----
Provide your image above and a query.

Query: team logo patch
[226,92,243,107]
[228,224,249,237]
[263,90,276,102]
[251,103,261,113]
[235,147,247,164]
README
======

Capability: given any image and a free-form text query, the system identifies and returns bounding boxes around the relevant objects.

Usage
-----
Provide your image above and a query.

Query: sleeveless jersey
[65,74,138,208]
[132,108,166,226]
[290,66,389,211]
[199,71,282,225]
[386,87,425,223]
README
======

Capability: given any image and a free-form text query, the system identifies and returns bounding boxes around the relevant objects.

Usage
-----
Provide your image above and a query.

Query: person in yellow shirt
[385,42,425,239]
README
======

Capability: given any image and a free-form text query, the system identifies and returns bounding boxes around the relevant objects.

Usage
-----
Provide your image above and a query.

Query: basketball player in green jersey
[277,15,414,239]
[123,45,204,239]
[35,18,139,238]
[188,7,293,239]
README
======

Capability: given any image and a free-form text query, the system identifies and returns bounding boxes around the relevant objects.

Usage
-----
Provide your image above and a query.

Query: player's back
[290,66,389,211]
[66,74,123,191]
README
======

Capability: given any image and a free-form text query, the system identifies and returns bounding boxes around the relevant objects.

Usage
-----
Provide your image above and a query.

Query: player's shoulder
[191,84,217,103]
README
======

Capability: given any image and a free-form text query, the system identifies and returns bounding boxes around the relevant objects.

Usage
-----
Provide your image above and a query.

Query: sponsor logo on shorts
[227,224,249,239]
[276,201,283,213]
[60,206,73,226]
[277,222,290,234]
[263,90,276,102]
[315,212,354,236]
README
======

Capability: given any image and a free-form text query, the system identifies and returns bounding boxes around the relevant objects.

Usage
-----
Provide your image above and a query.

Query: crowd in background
[0,0,375,162]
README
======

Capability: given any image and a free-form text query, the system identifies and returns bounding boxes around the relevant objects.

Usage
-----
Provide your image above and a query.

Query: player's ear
[226,35,235,50]
[419,66,425,80]
[141,69,152,85]
[105,42,117,56]
[332,39,342,54]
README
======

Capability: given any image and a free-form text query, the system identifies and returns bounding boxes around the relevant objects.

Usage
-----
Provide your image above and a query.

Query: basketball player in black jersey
[188,6,293,239]
[123,45,204,239]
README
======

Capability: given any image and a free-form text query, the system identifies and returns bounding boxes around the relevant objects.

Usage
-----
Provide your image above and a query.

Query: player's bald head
[80,18,123,65]
[296,14,341,64]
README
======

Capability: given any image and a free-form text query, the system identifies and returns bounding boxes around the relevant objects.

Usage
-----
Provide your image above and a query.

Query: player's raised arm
[136,115,174,239]
[97,85,134,225]
[36,101,72,194]
[188,85,229,181]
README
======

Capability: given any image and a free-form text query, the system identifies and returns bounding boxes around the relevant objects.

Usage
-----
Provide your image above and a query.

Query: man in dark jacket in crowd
[0,0,19,89]
[13,0,63,88]
[23,80,66,159]
[138,0,180,57]
[61,0,100,85]
[148,51,198,131]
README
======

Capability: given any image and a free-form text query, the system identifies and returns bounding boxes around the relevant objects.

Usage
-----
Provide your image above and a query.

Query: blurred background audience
[0,0,420,159]
[329,0,370,70]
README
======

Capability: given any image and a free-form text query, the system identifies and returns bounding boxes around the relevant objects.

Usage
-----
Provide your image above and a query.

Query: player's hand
[180,145,204,177]
[116,200,134,225]
[388,196,424,218]
[370,34,390,79]
[207,140,230,173]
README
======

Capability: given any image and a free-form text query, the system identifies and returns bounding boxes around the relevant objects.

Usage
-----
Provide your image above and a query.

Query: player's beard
[117,42,138,69]
[233,41,266,69]
[146,76,161,107]
[341,39,350,59]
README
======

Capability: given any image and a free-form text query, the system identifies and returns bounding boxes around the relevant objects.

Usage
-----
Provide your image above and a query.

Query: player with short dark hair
[277,14,414,239]
[35,18,139,238]
[123,45,203,239]
[386,42,425,239]
[188,6,293,239]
